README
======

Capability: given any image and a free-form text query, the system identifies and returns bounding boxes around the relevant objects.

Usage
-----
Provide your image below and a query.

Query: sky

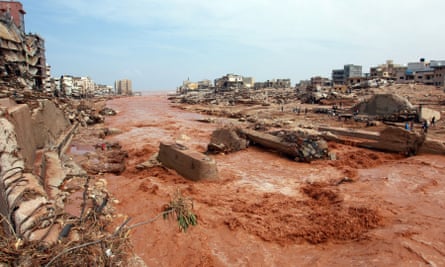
[20,0,445,91]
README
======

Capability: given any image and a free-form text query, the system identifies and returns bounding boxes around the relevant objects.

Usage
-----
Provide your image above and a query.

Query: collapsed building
[0,1,46,92]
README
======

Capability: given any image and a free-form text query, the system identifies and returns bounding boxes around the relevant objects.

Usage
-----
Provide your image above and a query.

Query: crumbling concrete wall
[32,99,70,149]
[3,99,71,171]
[158,142,218,181]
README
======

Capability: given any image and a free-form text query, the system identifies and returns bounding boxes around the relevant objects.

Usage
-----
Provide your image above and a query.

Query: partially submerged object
[158,142,218,181]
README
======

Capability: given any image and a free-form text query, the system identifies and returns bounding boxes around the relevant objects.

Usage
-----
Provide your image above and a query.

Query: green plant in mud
[163,190,198,232]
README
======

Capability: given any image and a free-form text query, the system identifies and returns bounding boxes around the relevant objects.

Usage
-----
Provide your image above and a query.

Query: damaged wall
[0,118,61,243]
[32,100,71,149]
[4,99,71,171]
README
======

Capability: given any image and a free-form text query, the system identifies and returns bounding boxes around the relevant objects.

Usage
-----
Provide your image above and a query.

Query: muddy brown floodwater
[97,93,445,266]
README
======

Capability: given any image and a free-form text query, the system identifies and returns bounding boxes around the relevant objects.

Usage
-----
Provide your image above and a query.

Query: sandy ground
[70,93,445,266]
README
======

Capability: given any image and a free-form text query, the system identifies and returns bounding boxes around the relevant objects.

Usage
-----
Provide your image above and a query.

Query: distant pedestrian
[405,122,410,130]
[422,120,428,133]
[410,121,414,131]
[431,116,436,127]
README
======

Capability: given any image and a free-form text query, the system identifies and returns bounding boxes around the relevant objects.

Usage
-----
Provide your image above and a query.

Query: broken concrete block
[158,142,218,181]
[360,126,425,155]
[208,127,248,154]
[241,129,329,162]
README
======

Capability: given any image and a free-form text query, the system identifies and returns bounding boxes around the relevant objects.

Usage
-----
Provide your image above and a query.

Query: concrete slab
[158,142,218,181]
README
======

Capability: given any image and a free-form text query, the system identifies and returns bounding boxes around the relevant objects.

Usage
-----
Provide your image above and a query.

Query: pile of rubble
[0,90,134,265]
[207,126,329,162]
[269,130,329,162]
[81,141,128,174]
[171,88,297,106]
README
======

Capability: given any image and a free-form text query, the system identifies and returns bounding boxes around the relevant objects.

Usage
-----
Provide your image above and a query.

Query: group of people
[405,116,436,133]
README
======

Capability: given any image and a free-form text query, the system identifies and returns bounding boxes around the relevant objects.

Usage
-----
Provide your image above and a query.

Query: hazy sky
[21,0,445,91]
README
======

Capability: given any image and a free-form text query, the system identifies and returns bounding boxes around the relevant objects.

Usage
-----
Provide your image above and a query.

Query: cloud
[46,0,445,53]
[30,0,445,89]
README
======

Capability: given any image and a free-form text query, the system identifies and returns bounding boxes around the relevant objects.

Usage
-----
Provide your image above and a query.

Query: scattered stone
[99,107,117,116]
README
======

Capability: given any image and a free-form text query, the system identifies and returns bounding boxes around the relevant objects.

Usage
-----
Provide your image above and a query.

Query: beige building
[115,79,132,95]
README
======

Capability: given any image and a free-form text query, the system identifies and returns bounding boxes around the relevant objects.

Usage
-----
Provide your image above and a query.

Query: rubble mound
[270,130,329,162]
[355,94,415,116]
[99,107,117,116]
[225,183,382,245]
[207,127,249,154]
[82,141,128,174]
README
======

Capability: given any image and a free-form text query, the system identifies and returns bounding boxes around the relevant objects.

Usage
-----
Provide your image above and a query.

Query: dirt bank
[70,93,445,266]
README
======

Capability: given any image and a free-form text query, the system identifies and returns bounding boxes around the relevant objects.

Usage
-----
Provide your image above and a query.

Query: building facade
[430,60,445,88]
[115,79,132,95]
[344,64,362,80]
[214,74,243,90]
[332,69,345,85]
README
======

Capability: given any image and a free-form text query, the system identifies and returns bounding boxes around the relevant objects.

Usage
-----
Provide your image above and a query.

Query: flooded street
[100,94,445,266]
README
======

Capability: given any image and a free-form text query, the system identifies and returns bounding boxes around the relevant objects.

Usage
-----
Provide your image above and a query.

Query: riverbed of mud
[70,94,445,266]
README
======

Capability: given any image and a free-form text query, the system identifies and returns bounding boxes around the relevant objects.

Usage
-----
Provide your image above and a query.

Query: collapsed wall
[6,99,70,171]
[0,118,61,242]
[0,98,71,243]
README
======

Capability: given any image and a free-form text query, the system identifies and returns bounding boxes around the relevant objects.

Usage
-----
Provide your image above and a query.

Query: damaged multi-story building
[254,78,291,89]
[404,58,435,85]
[0,1,47,91]
[332,64,363,87]
[214,73,244,91]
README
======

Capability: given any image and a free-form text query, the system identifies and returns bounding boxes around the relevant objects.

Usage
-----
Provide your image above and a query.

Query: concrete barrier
[158,142,218,181]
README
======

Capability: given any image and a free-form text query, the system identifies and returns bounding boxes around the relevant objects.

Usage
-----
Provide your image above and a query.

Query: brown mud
[70,93,445,266]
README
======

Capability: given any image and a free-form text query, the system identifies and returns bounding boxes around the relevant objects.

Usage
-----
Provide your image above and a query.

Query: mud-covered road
[98,94,445,266]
